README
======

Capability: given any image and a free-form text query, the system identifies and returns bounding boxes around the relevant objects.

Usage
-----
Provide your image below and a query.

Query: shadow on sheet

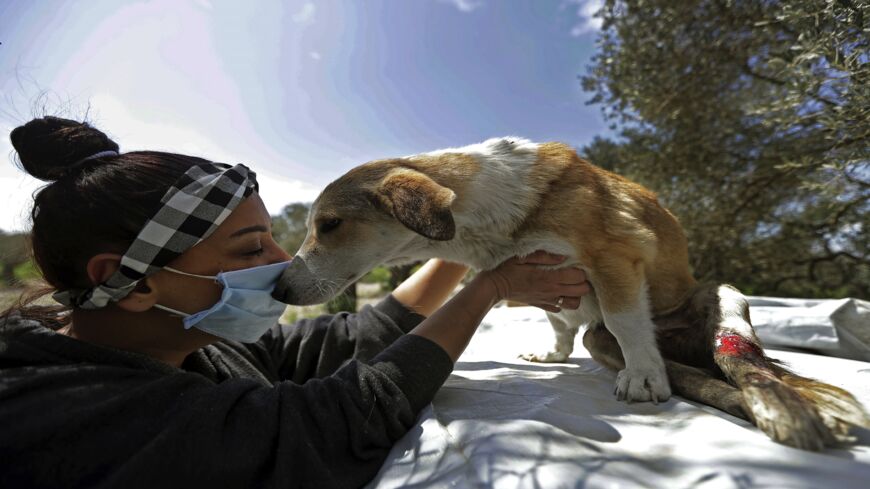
[368,306,870,489]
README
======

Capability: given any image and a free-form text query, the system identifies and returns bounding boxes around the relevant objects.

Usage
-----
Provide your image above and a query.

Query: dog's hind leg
[701,284,870,450]
[583,323,748,418]
[519,309,581,363]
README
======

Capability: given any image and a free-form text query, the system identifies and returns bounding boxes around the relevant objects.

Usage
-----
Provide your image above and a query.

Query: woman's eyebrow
[229,225,268,238]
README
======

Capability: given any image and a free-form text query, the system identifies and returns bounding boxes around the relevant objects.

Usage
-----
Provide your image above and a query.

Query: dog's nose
[271,271,293,303]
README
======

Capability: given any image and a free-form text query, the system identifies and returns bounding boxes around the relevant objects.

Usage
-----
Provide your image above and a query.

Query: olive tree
[582,0,869,298]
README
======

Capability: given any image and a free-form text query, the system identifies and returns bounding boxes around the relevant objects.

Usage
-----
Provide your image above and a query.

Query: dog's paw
[614,364,671,404]
[519,351,569,363]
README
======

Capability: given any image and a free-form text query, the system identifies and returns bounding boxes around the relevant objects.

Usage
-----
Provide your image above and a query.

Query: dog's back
[501,141,697,316]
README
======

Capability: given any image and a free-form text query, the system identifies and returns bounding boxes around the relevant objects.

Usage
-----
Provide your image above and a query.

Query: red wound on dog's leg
[715,333,763,358]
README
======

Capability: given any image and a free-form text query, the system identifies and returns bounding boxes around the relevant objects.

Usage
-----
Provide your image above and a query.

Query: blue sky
[0,0,607,232]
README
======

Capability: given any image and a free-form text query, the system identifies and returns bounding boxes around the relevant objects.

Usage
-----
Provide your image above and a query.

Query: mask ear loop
[153,267,223,317]
[152,303,191,318]
[163,266,219,281]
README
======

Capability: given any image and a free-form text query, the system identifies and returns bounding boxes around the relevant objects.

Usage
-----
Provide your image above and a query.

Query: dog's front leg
[595,262,671,403]
[584,323,747,418]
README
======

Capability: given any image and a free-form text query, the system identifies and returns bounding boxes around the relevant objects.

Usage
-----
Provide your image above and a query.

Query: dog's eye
[319,218,342,235]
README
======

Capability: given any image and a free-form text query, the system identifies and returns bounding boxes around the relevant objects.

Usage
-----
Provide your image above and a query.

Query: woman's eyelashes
[242,246,265,257]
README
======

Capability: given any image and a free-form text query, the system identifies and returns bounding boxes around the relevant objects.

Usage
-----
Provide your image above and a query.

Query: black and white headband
[53,161,259,309]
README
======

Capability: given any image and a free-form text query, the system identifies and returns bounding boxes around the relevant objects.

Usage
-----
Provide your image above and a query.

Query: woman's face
[147,193,292,315]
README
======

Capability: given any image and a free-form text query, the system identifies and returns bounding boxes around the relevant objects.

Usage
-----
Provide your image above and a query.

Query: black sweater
[0,295,453,489]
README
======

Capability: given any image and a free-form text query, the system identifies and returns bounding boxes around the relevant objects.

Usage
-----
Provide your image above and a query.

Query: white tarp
[748,296,870,361]
[368,299,870,489]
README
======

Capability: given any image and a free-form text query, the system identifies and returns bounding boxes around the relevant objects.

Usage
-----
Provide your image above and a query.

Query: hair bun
[10,116,120,181]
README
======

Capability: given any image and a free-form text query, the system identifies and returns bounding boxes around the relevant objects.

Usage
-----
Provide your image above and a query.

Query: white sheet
[368,304,870,489]
[749,296,870,362]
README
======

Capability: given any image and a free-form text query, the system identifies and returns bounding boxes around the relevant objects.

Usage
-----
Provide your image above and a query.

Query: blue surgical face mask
[153,260,291,343]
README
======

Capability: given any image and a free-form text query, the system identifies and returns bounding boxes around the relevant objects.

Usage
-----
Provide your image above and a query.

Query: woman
[0,117,590,488]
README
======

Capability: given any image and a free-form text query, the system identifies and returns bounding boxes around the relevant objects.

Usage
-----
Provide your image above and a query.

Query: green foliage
[271,201,360,312]
[0,231,30,287]
[13,260,40,282]
[271,202,311,255]
[361,266,391,287]
[326,287,357,314]
[582,0,869,299]
[281,307,299,324]
[280,304,329,323]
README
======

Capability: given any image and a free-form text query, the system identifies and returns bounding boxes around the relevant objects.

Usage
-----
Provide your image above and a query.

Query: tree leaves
[582,0,869,298]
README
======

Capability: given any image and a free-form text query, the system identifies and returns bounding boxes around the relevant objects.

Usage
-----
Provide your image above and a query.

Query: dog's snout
[271,266,297,304]
[271,279,290,303]
[271,257,320,305]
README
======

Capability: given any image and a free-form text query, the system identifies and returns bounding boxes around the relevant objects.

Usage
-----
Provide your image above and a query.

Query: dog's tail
[705,284,870,450]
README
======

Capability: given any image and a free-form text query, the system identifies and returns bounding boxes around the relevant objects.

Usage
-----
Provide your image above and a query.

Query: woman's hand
[409,251,591,362]
[477,251,591,313]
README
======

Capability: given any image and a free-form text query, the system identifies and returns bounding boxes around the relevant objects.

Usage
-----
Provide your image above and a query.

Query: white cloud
[255,171,322,214]
[87,94,322,214]
[0,120,43,232]
[0,174,43,232]
[292,2,316,24]
[565,0,604,36]
[0,94,324,232]
[309,51,321,61]
[439,0,482,13]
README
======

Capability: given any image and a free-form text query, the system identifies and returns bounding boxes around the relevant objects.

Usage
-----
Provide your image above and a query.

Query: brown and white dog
[272,137,870,450]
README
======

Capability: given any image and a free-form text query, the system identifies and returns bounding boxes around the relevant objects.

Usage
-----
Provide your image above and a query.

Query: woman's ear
[86,253,124,285]
[116,278,159,313]
[85,253,158,312]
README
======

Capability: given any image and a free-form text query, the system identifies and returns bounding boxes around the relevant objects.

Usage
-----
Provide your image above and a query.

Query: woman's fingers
[557,296,582,309]
[530,302,562,313]
[516,251,567,266]
[528,270,590,296]
[558,283,592,298]
[531,294,581,312]
[518,253,587,286]
[547,295,581,310]
[560,267,587,284]
[486,251,593,306]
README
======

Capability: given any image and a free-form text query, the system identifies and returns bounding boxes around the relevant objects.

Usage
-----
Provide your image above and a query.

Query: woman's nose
[268,239,292,263]
[272,247,292,263]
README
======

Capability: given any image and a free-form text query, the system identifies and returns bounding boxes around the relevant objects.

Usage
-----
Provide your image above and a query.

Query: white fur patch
[599,283,656,356]
[598,282,671,402]
[400,137,589,271]
[716,284,754,335]
[426,137,541,235]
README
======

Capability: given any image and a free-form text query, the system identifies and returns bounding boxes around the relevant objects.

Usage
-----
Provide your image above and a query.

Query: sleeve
[0,334,453,489]
[249,294,428,383]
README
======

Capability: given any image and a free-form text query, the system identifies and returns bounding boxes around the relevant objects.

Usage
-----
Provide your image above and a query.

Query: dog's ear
[373,168,456,241]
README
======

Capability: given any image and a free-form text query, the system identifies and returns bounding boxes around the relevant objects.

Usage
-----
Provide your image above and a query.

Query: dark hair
[3,116,213,325]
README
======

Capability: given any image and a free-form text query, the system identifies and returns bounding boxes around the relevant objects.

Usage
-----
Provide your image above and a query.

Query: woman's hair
[3,116,213,325]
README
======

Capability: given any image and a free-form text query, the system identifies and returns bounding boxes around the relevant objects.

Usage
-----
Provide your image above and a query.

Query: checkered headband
[53,163,258,309]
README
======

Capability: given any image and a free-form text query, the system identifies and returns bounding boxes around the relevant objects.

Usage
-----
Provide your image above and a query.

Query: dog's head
[272,160,457,305]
